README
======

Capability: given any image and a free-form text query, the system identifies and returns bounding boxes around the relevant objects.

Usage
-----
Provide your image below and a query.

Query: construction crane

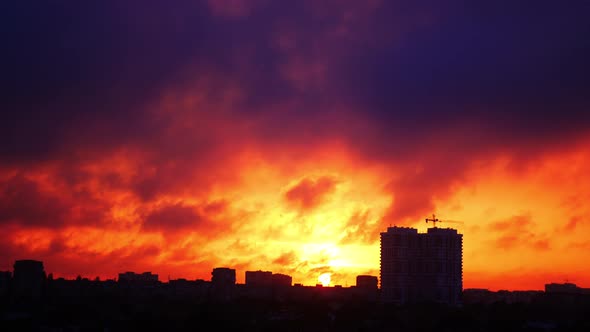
[425,214,464,228]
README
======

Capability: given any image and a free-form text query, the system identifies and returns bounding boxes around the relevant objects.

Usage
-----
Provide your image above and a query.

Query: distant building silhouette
[245,270,273,287]
[355,275,379,302]
[271,273,292,288]
[244,270,293,289]
[463,288,543,304]
[118,271,158,282]
[211,267,236,286]
[356,275,378,289]
[0,271,11,297]
[13,259,46,300]
[545,282,590,295]
[380,226,463,305]
[211,267,236,302]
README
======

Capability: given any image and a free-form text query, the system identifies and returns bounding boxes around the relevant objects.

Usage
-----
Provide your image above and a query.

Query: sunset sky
[2,1,590,291]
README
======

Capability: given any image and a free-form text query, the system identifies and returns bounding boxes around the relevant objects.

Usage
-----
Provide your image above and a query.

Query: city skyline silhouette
[3,224,588,293]
[2,0,590,315]
[3,226,590,331]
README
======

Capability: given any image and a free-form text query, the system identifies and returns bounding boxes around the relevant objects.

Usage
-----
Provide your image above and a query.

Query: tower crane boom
[425,214,464,228]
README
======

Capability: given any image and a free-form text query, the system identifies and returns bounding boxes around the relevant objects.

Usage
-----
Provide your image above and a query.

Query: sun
[318,273,331,287]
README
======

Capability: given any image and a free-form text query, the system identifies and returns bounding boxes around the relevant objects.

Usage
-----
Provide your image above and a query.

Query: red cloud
[142,200,230,235]
[143,203,205,230]
[0,174,107,228]
[0,174,67,227]
[284,176,338,212]
[380,159,466,226]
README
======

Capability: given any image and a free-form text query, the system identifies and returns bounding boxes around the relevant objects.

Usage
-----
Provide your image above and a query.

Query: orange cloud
[487,214,549,251]
[284,176,339,212]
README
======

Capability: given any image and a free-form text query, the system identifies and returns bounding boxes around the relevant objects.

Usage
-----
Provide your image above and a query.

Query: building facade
[380,226,462,305]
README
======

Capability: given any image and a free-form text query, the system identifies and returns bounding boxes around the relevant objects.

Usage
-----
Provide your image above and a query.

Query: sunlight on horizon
[318,272,331,286]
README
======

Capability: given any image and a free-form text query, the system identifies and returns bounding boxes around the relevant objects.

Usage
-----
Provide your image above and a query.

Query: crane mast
[425,214,440,227]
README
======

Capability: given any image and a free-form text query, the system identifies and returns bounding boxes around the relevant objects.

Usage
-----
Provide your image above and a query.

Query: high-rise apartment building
[380,226,462,305]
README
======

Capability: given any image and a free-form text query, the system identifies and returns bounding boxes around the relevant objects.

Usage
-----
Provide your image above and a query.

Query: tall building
[380,226,462,305]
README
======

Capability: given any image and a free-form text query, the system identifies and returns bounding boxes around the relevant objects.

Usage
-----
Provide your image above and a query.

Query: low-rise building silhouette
[211,267,236,286]
[13,259,46,300]
[3,258,590,332]
[118,271,159,284]
[355,275,379,302]
[545,282,590,295]
[356,275,378,289]
[463,288,543,304]
[245,270,273,287]
[0,271,11,297]
[272,273,292,288]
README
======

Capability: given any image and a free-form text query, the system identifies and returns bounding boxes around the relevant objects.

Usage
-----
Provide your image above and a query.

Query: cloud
[0,175,67,227]
[284,176,338,212]
[143,203,205,231]
[488,214,550,251]
[142,200,230,235]
[272,251,298,266]
[564,216,582,232]
[339,210,378,245]
[0,174,107,228]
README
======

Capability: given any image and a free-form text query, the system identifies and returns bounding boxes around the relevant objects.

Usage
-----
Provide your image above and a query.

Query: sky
[1,0,589,291]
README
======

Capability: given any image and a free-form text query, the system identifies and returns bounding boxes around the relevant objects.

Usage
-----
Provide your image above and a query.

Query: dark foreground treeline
[1,282,589,332]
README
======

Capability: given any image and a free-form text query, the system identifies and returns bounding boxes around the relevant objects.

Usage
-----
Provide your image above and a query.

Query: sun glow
[318,273,331,286]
